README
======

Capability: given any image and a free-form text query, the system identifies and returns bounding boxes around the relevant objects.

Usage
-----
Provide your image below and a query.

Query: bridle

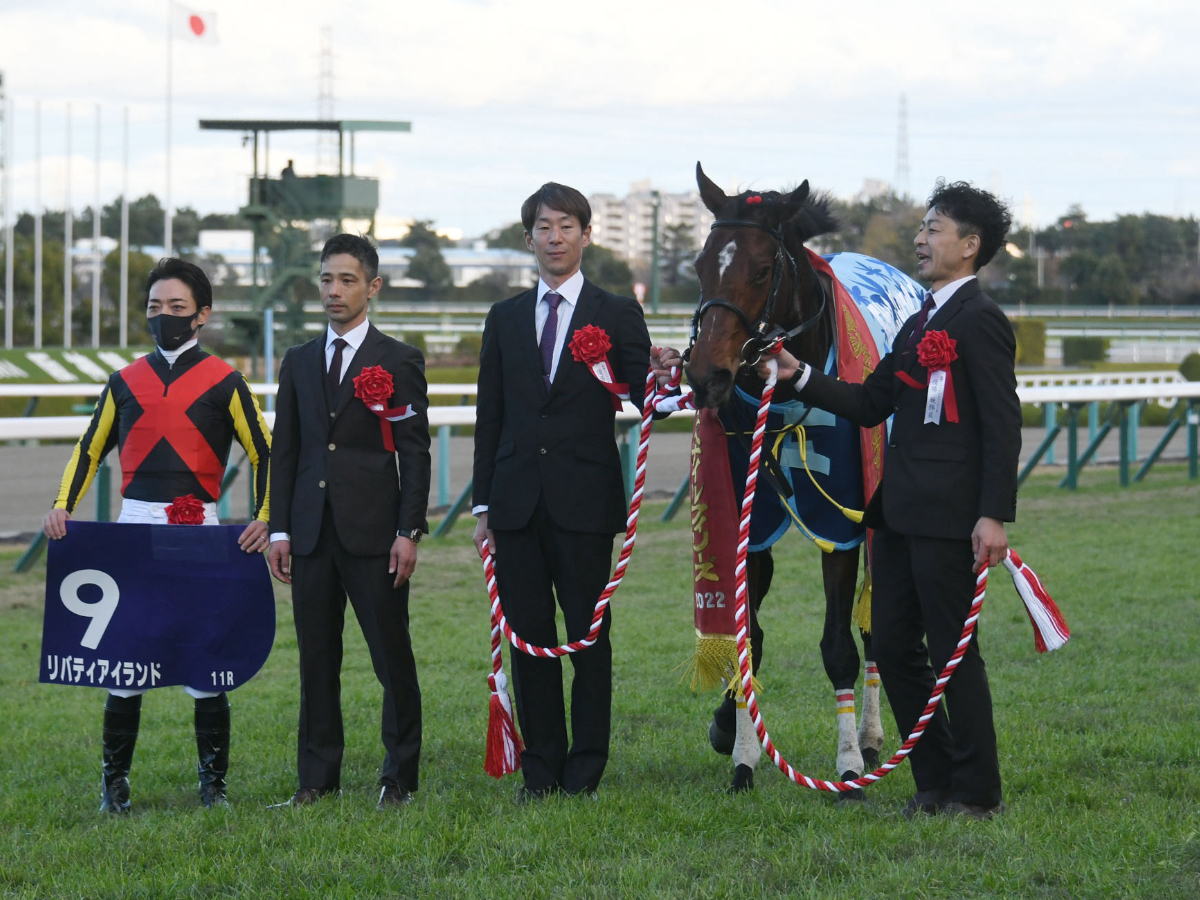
[684,218,828,368]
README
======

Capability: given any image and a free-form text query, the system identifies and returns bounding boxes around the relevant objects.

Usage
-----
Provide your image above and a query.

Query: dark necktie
[328,337,348,395]
[539,291,563,391]
[904,293,937,352]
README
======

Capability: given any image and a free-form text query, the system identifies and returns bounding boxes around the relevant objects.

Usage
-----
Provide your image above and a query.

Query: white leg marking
[835,687,864,776]
[732,701,761,770]
[858,661,885,755]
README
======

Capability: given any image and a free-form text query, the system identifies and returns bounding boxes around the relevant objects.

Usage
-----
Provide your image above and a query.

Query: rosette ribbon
[353,365,416,452]
[895,329,959,424]
[165,493,206,525]
[569,324,629,411]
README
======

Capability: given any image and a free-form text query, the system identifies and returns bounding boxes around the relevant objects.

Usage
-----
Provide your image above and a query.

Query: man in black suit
[472,183,680,800]
[267,233,431,809]
[765,182,1020,819]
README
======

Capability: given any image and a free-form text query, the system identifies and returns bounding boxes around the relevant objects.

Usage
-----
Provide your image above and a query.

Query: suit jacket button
[541,413,548,419]
[539,447,547,455]
[328,442,336,451]
[318,480,326,488]
[329,412,335,418]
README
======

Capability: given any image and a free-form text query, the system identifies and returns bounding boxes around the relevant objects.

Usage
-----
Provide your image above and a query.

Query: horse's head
[685,162,837,409]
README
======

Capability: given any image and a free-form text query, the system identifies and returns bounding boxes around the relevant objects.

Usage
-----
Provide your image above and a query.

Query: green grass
[1,470,1198,898]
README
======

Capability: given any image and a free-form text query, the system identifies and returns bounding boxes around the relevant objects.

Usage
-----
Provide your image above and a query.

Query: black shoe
[195,694,230,808]
[377,785,415,809]
[514,784,559,805]
[100,694,141,815]
[901,788,951,819]
[944,800,1007,821]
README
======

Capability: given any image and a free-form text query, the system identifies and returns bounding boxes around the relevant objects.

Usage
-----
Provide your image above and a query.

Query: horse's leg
[713,548,772,792]
[857,625,884,772]
[820,546,866,800]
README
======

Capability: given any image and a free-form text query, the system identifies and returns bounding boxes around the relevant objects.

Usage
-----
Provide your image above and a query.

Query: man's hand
[44,508,70,540]
[237,520,269,554]
[267,540,292,585]
[389,535,418,588]
[971,516,1008,573]
[473,511,496,561]
[755,347,802,383]
[651,346,684,388]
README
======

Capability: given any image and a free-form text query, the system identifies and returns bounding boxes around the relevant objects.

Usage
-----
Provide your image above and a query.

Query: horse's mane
[724,187,839,244]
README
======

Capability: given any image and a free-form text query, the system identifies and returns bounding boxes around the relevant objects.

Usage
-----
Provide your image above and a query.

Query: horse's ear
[696,162,727,215]
[780,180,811,221]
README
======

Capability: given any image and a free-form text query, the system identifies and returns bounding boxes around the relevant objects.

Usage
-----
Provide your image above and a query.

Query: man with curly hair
[763,181,1021,820]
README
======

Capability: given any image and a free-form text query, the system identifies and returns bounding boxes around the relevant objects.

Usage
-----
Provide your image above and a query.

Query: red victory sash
[807,250,886,631]
[686,408,756,694]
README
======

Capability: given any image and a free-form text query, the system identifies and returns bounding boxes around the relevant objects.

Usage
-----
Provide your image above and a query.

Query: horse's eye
[752,266,771,283]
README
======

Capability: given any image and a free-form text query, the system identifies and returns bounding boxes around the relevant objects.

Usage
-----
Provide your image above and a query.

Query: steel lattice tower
[317,27,336,174]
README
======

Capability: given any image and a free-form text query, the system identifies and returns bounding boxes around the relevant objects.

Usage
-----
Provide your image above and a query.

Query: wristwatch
[405,528,423,544]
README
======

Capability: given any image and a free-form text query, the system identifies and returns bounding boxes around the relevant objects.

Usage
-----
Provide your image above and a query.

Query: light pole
[649,190,660,314]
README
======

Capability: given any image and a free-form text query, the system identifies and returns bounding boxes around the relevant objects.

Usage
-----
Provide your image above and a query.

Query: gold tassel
[679,633,764,697]
[852,571,873,634]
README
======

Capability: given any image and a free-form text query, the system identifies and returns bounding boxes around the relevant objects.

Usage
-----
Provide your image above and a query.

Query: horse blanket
[720,252,925,552]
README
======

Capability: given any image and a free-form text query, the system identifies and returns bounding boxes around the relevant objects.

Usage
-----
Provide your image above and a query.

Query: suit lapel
[510,289,543,391]
[547,280,604,403]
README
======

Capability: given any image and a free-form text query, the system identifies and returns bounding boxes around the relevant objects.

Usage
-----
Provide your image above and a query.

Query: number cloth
[40,521,275,690]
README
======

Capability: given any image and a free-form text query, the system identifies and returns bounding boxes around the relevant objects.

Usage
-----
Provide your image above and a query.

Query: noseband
[685,218,827,368]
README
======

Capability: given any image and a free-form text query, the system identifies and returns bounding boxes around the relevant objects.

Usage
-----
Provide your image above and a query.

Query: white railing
[4,383,1199,443]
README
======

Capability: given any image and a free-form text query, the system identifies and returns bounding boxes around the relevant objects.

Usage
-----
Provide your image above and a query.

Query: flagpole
[3,94,13,351]
[64,102,72,350]
[165,0,173,257]
[92,103,101,348]
[120,106,129,349]
[34,100,42,349]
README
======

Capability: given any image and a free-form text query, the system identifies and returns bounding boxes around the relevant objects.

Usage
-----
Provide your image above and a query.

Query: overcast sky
[1,0,1195,237]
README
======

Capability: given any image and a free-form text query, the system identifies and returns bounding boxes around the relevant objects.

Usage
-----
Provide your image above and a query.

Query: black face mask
[148,313,199,351]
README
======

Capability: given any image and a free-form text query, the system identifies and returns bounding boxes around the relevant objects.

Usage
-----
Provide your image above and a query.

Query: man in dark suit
[472,183,680,800]
[764,182,1020,819]
[267,233,431,809]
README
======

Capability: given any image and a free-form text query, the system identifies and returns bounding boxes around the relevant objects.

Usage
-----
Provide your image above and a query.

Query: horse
[683,162,924,795]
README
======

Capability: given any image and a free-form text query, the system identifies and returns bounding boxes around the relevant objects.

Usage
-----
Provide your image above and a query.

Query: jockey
[43,258,272,813]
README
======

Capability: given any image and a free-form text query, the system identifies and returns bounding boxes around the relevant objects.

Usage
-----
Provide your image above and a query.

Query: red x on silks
[118,356,231,499]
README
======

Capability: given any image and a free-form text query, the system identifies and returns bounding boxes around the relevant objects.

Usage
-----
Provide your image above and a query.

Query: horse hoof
[861,747,880,773]
[836,771,865,802]
[708,719,735,756]
[728,764,755,794]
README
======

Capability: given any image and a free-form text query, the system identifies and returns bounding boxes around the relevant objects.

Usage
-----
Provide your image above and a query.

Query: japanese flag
[172,3,217,42]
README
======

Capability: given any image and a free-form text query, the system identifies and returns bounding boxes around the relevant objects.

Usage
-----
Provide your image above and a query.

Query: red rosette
[353,364,414,452]
[915,329,959,423]
[165,493,206,525]
[569,325,613,366]
[353,365,395,407]
[916,329,957,370]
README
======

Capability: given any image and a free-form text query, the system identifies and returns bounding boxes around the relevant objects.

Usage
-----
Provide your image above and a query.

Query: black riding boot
[195,693,230,808]
[100,694,141,814]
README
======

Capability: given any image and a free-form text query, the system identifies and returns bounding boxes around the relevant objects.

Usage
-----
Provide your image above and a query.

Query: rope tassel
[484,672,523,777]
[1002,550,1070,652]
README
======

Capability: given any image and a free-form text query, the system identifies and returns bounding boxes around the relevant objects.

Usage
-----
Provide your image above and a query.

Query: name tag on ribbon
[924,369,947,424]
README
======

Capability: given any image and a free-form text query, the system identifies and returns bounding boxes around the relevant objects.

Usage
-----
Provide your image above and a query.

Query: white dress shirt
[472,270,586,518]
[791,275,977,390]
[325,318,372,383]
[535,269,585,382]
[269,318,373,545]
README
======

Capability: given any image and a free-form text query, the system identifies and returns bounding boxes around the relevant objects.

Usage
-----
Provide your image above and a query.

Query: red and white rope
[482,365,697,774]
[735,357,995,792]
[481,367,692,659]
